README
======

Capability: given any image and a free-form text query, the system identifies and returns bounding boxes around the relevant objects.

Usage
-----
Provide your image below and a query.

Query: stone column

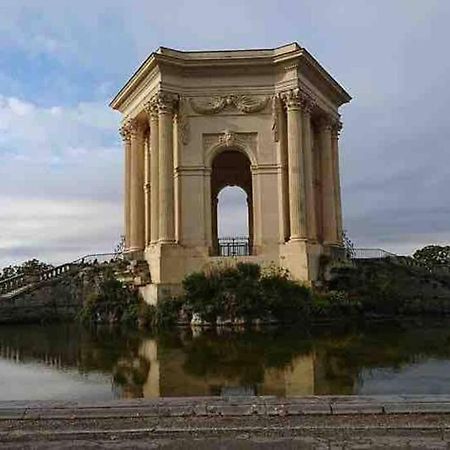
[144,133,151,246]
[119,123,132,250]
[284,89,307,241]
[157,92,177,243]
[129,118,146,252]
[319,116,338,244]
[332,120,343,244]
[146,100,159,244]
[302,98,317,242]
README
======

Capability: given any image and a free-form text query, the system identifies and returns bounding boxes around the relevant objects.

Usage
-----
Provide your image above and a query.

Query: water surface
[1,319,450,400]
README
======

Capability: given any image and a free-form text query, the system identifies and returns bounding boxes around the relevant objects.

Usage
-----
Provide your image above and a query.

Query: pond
[1,319,450,401]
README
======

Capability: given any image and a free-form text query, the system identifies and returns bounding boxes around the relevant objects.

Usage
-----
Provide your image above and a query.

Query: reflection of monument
[133,337,317,397]
[111,43,351,303]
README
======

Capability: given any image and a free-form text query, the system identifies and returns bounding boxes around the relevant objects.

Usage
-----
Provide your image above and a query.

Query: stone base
[139,282,184,305]
[136,239,345,303]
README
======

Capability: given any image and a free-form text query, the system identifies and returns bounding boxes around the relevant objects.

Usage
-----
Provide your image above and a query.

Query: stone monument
[110,42,351,303]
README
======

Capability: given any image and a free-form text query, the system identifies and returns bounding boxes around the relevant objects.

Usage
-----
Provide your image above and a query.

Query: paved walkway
[2,396,450,448]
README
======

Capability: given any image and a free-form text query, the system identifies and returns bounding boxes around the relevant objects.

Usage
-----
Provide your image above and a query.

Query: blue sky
[1,0,450,266]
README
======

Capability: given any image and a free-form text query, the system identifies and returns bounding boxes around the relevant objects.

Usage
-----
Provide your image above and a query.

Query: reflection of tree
[2,320,450,398]
[312,320,450,394]
[181,329,312,386]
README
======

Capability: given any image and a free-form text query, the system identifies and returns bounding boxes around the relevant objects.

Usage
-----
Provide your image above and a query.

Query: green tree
[0,259,53,280]
[413,245,450,268]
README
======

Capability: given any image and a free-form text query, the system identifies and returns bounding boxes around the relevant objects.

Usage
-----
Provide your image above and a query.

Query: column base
[288,236,308,243]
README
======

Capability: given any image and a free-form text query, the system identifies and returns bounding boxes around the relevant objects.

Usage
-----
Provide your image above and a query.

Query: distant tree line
[0,259,54,281]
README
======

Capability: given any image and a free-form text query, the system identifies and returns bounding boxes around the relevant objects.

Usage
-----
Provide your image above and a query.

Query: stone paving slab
[2,396,450,421]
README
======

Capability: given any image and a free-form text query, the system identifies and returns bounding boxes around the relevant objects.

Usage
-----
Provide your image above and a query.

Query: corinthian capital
[119,122,131,142]
[318,115,334,132]
[302,94,316,115]
[281,88,302,109]
[155,91,179,114]
[144,98,159,121]
[331,119,343,138]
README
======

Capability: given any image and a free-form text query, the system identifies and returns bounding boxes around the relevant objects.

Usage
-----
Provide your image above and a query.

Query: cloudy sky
[1,0,449,267]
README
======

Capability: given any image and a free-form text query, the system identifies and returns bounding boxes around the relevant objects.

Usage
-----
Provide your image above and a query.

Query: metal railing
[351,248,398,260]
[218,237,251,257]
[0,252,121,297]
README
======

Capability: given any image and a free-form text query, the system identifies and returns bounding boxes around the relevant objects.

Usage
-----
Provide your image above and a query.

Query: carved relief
[219,130,236,147]
[189,95,269,115]
[177,96,190,145]
[203,131,257,165]
[271,94,282,142]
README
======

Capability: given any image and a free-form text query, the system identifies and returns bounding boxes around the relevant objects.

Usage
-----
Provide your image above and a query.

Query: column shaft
[148,105,159,243]
[302,105,317,241]
[158,94,176,243]
[332,123,343,244]
[120,126,132,250]
[129,119,145,252]
[285,91,307,240]
[319,119,338,244]
[144,133,151,246]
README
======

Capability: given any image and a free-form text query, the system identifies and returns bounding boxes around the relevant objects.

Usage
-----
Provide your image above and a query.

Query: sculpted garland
[189,95,269,115]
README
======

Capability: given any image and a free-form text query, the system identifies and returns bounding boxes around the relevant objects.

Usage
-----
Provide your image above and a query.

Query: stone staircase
[0,253,120,300]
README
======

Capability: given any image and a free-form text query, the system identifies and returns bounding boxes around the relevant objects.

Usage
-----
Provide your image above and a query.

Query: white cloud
[0,197,122,267]
[1,0,450,265]
[0,95,122,266]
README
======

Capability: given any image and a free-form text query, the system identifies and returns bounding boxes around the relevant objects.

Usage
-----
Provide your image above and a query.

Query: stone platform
[2,396,450,448]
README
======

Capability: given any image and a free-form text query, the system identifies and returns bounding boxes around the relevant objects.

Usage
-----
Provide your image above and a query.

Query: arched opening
[211,149,253,256]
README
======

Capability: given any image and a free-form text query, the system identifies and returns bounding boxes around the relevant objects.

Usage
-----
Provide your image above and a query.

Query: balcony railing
[351,248,397,260]
[218,237,251,257]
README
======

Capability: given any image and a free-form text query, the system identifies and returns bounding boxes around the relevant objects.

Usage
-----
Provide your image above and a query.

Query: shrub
[312,290,361,318]
[79,269,140,325]
[182,263,311,324]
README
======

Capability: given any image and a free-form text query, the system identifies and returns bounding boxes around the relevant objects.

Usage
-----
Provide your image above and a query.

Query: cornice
[110,42,351,111]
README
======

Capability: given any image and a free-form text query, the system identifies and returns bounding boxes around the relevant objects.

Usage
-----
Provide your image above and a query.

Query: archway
[211,150,253,256]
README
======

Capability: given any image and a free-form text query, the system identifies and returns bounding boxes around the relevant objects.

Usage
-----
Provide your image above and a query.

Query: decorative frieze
[189,95,269,115]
